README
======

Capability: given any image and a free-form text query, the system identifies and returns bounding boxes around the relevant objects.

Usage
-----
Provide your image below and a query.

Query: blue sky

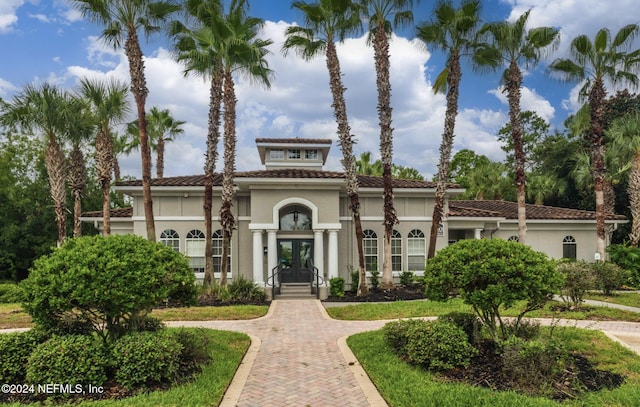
[1,0,639,179]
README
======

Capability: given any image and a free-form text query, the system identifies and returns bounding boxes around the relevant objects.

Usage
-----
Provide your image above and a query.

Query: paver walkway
[168,299,640,407]
[170,300,390,407]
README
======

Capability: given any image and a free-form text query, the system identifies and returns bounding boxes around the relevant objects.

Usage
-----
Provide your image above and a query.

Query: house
[81,138,627,293]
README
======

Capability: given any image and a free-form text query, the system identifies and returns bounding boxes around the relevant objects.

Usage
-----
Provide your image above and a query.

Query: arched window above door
[279,205,312,231]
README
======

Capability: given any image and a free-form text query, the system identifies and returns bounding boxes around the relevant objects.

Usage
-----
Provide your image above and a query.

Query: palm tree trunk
[69,144,86,238]
[125,27,155,242]
[506,61,527,244]
[45,135,67,247]
[373,25,397,289]
[204,67,223,290]
[325,41,368,295]
[589,79,608,259]
[429,52,461,259]
[156,136,165,178]
[219,70,237,286]
[629,149,640,247]
[96,129,114,235]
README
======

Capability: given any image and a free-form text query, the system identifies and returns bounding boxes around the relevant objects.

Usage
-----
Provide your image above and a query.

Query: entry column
[313,230,324,279]
[267,230,278,284]
[252,230,264,286]
[328,229,338,279]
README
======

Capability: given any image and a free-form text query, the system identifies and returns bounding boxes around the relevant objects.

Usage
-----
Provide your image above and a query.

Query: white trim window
[391,230,402,272]
[363,229,378,272]
[287,149,301,159]
[563,235,577,259]
[305,149,318,160]
[270,149,284,159]
[407,229,426,272]
[160,229,180,251]
[186,230,206,272]
[212,229,231,274]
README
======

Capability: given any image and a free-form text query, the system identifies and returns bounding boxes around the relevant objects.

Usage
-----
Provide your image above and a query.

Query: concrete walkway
[166,298,640,407]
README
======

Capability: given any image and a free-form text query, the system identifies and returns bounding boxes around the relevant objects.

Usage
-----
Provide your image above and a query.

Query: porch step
[277,283,316,300]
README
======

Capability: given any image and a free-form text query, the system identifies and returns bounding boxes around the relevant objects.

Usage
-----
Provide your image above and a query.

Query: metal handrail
[266,263,283,300]
[307,259,325,299]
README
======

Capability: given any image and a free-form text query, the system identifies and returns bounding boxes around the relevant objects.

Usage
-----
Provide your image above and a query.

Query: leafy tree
[417,0,492,259]
[549,23,640,259]
[497,110,551,172]
[480,10,559,244]
[358,0,416,288]
[21,234,196,341]
[283,0,369,295]
[425,239,561,341]
[355,151,383,175]
[77,78,131,236]
[0,133,57,280]
[72,0,182,242]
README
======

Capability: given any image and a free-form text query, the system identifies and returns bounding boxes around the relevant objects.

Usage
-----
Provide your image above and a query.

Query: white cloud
[29,14,50,24]
[0,0,23,33]
[489,85,555,123]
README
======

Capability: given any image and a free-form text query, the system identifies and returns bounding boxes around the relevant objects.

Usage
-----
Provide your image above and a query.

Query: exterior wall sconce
[263,246,268,255]
[183,192,189,198]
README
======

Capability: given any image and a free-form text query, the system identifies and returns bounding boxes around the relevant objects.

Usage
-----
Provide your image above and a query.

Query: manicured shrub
[21,234,196,340]
[26,335,109,388]
[329,277,345,297]
[399,271,414,286]
[0,329,48,383]
[228,275,267,302]
[0,283,24,303]
[111,331,183,389]
[369,270,380,290]
[607,243,640,287]
[404,320,477,371]
[425,239,561,341]
[438,312,482,345]
[382,319,430,359]
[556,260,596,309]
[169,328,212,375]
[349,266,359,291]
[592,261,626,295]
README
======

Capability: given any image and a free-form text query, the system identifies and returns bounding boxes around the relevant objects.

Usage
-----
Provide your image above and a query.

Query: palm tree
[526,173,566,205]
[355,151,383,175]
[480,10,559,244]
[416,0,489,259]
[608,113,640,246]
[65,97,94,238]
[77,78,130,236]
[147,107,185,178]
[71,0,181,242]
[172,0,225,289]
[358,0,415,288]
[549,24,640,259]
[283,0,369,295]
[205,0,273,286]
[0,83,75,246]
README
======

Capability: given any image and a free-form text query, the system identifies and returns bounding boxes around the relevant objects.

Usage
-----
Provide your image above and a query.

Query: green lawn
[326,298,640,322]
[0,303,269,329]
[583,292,640,308]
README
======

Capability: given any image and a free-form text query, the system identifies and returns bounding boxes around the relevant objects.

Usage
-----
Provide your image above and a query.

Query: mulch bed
[323,284,426,302]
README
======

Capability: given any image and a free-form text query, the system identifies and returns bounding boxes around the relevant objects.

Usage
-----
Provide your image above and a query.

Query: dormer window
[270,149,284,159]
[288,149,301,159]
[305,149,318,160]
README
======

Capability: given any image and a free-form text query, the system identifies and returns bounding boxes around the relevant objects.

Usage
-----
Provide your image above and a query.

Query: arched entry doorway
[278,205,314,283]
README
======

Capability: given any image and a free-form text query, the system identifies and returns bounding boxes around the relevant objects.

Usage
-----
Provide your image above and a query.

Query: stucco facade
[82,138,627,288]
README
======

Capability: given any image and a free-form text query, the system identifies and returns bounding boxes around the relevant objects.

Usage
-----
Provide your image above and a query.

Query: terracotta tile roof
[81,207,133,218]
[116,171,460,189]
[449,200,627,221]
[255,138,332,144]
